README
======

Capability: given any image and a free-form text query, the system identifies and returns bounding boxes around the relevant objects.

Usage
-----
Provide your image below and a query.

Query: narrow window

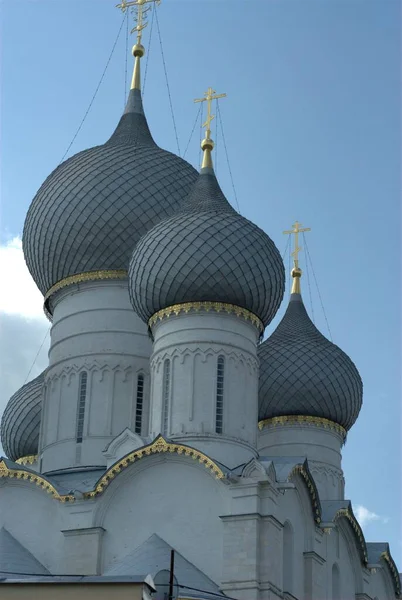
[215,356,225,434]
[162,359,170,436]
[283,521,294,594]
[76,371,88,444]
[332,564,341,600]
[135,373,144,435]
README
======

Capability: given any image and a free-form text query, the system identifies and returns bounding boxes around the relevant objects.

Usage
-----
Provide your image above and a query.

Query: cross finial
[283,221,311,294]
[194,87,226,169]
[116,0,161,46]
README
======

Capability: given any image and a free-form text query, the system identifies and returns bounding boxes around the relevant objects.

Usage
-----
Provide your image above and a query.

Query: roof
[23,88,198,298]
[129,167,285,327]
[105,533,222,599]
[258,292,363,430]
[0,527,49,577]
[0,372,44,461]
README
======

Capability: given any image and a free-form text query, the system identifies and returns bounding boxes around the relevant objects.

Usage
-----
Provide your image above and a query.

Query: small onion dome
[23,86,198,297]
[129,166,285,326]
[0,372,44,462]
[258,292,363,431]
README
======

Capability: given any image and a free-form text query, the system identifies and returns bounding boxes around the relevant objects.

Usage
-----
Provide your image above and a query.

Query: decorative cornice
[288,463,322,524]
[258,415,347,441]
[0,459,74,503]
[334,507,368,564]
[44,270,127,318]
[148,302,264,334]
[15,455,38,466]
[381,550,401,596]
[84,435,225,499]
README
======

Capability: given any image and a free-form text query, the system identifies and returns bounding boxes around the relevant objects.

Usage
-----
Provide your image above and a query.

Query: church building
[0,2,400,599]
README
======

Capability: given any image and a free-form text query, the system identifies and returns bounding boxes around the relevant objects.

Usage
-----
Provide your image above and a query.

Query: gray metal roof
[23,89,198,296]
[258,293,363,430]
[105,533,221,597]
[129,168,285,326]
[0,527,49,576]
[0,372,44,462]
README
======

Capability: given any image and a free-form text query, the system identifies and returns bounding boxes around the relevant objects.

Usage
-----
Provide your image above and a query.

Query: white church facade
[0,3,400,599]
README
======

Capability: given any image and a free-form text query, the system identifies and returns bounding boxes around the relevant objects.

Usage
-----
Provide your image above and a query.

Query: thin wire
[288,240,291,297]
[282,235,290,261]
[59,15,126,164]
[303,234,333,341]
[302,232,315,323]
[199,102,203,167]
[143,2,156,97]
[23,327,51,384]
[183,103,202,159]
[154,7,180,156]
[215,99,218,174]
[124,9,129,107]
[216,101,240,213]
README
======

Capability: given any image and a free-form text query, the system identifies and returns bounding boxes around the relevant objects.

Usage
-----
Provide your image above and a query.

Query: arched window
[282,521,294,594]
[76,371,88,444]
[162,359,170,436]
[135,373,144,435]
[332,563,341,600]
[215,355,225,434]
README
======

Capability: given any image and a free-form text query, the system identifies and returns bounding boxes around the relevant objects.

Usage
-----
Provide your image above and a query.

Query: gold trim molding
[0,459,74,503]
[15,455,38,466]
[149,302,264,333]
[289,464,321,524]
[44,270,128,317]
[258,415,347,441]
[84,436,225,499]
[335,508,368,564]
[381,550,401,596]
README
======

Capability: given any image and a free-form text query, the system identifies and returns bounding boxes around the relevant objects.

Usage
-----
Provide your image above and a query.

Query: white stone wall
[149,311,260,467]
[258,423,345,501]
[40,280,152,473]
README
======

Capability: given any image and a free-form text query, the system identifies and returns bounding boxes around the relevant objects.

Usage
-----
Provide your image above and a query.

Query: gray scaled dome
[1,372,44,462]
[258,292,363,431]
[129,166,285,326]
[23,87,198,296]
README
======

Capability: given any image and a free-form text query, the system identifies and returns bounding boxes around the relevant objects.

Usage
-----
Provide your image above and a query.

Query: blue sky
[1,0,401,568]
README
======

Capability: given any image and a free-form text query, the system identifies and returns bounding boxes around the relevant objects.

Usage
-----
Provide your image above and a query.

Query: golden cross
[116,0,161,44]
[283,221,311,266]
[194,87,227,137]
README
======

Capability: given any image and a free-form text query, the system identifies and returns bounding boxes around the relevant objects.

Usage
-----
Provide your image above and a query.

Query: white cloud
[0,236,44,319]
[0,236,49,455]
[354,504,389,529]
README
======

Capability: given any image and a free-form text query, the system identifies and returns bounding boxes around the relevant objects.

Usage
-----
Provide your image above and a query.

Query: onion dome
[0,372,44,462]
[129,88,285,326]
[258,251,363,431]
[22,42,198,303]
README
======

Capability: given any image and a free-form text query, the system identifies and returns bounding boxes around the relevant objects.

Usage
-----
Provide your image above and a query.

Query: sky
[1,0,401,568]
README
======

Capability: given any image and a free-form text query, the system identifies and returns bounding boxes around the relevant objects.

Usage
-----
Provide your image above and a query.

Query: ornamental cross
[194,87,227,137]
[283,221,311,266]
[116,0,161,43]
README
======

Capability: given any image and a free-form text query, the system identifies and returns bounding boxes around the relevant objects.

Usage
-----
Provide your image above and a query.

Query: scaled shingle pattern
[0,372,44,462]
[129,167,285,326]
[23,89,198,295]
[258,293,362,430]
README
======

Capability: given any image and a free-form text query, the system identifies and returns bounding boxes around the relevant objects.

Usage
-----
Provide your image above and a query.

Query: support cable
[59,14,126,164]
[215,99,219,174]
[142,1,156,96]
[199,101,204,167]
[303,233,333,341]
[282,234,290,262]
[124,9,129,107]
[216,101,240,213]
[154,8,180,156]
[23,326,51,384]
[288,238,292,297]
[302,232,315,323]
[183,103,202,159]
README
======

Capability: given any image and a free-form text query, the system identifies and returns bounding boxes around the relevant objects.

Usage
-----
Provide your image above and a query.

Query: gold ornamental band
[148,301,264,333]
[44,270,128,318]
[15,454,38,466]
[258,415,347,440]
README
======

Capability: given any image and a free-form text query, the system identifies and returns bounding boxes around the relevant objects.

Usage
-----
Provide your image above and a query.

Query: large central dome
[23,86,198,297]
